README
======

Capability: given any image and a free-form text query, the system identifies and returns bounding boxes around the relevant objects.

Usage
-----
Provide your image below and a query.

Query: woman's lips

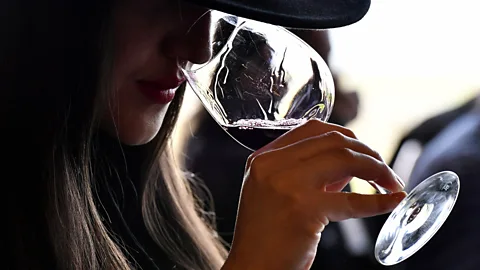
[137,78,185,104]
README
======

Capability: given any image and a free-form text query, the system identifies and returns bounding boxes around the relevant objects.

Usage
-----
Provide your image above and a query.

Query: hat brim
[186,0,371,29]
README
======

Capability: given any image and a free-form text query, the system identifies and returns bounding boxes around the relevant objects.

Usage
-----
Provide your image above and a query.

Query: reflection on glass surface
[182,13,334,150]
[375,171,460,265]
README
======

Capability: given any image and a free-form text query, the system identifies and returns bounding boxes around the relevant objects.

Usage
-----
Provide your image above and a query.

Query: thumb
[319,191,407,222]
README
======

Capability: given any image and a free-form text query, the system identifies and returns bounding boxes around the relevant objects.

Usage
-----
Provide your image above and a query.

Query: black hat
[186,0,371,29]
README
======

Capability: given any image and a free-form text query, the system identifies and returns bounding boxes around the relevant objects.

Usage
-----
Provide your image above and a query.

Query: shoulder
[403,113,480,270]
[408,112,480,188]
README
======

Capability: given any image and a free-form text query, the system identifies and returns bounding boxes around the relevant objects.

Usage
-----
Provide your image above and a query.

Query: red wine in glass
[221,119,307,151]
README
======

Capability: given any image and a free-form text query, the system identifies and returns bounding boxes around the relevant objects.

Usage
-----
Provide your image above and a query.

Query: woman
[1,0,406,269]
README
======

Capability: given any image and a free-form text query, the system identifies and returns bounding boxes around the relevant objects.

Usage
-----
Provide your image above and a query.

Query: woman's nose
[162,6,212,65]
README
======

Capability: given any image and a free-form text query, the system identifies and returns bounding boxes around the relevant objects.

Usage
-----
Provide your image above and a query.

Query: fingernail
[392,191,408,202]
[368,180,390,195]
[389,168,405,188]
[395,174,406,188]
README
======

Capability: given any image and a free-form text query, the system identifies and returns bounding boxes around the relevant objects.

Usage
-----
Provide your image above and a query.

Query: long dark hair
[1,0,226,269]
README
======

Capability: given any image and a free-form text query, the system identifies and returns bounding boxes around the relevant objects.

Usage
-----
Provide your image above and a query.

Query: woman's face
[102,0,212,145]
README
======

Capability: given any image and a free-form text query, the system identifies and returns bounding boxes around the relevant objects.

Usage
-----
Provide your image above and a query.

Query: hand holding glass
[180,12,460,265]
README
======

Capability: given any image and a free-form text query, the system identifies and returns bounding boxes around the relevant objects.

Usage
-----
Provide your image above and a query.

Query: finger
[325,177,351,192]
[278,130,384,164]
[318,192,407,222]
[247,120,357,167]
[254,132,405,191]
[249,128,404,191]
[274,148,403,192]
[247,132,381,177]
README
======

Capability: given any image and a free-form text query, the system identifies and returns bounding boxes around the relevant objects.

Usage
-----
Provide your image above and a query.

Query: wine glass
[179,11,460,266]
[179,12,335,151]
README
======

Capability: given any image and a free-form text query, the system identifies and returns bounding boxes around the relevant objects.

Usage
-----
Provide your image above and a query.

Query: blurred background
[328,0,480,191]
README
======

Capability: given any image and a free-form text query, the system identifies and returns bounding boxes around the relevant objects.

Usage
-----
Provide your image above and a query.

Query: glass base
[375,171,460,265]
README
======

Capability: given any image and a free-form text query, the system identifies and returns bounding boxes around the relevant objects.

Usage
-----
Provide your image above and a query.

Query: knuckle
[248,155,265,177]
[337,147,356,161]
[339,127,357,139]
[324,130,347,143]
[246,153,257,167]
[371,155,387,169]
[304,118,324,128]
[370,148,383,161]
[248,153,274,181]
[302,118,328,132]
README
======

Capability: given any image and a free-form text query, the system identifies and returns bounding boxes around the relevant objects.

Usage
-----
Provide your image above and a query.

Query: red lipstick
[137,77,185,104]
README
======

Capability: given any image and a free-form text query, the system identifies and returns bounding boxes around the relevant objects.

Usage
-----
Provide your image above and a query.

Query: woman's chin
[100,103,169,146]
[117,127,160,146]
[100,120,162,146]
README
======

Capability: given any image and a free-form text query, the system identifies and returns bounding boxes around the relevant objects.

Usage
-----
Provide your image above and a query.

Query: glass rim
[178,11,331,75]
